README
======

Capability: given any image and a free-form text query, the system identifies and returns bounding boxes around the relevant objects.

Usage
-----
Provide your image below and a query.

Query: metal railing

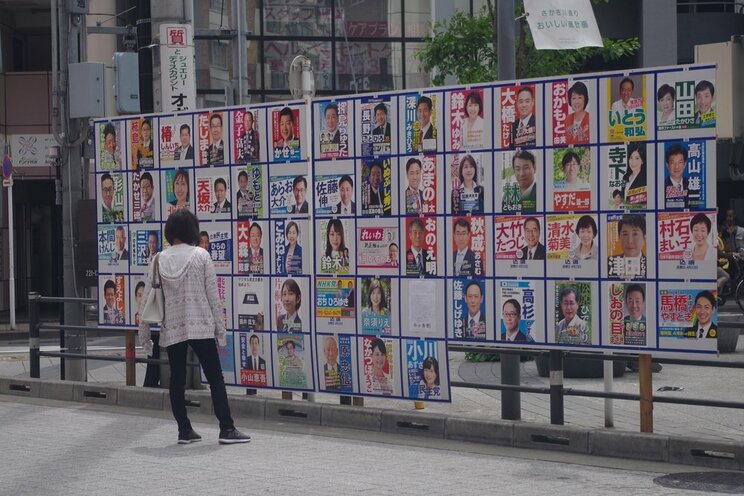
[25,292,744,434]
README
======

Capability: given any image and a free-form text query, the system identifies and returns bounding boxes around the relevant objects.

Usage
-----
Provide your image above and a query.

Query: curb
[0,376,742,471]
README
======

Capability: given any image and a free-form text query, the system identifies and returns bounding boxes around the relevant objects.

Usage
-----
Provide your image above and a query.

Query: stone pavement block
[321,404,381,432]
[265,398,322,425]
[589,429,669,462]
[39,379,74,401]
[72,383,118,405]
[513,423,588,453]
[0,376,41,398]
[229,395,266,420]
[668,436,744,471]
[381,410,446,439]
[446,416,514,446]
[117,386,165,410]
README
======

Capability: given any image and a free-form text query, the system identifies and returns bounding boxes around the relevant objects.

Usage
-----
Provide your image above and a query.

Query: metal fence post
[28,292,41,378]
[549,350,564,425]
[124,330,136,386]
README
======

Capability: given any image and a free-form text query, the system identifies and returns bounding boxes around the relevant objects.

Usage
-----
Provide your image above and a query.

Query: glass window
[264,40,333,91]
[404,0,431,37]
[194,0,234,30]
[405,42,430,89]
[210,40,229,70]
[263,0,332,37]
[245,0,261,35]
[335,41,402,93]
[195,39,233,92]
[245,40,261,91]
[335,0,403,38]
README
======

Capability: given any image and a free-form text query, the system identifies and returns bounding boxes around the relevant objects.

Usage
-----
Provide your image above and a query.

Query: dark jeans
[143,333,160,388]
[166,338,235,434]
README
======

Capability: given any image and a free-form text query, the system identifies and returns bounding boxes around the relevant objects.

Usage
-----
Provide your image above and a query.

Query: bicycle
[717,252,744,312]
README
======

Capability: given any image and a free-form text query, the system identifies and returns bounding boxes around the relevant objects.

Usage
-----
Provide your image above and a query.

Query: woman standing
[139,209,249,445]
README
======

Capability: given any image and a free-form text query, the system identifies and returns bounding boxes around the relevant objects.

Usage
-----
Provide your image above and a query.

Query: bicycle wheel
[736,280,744,313]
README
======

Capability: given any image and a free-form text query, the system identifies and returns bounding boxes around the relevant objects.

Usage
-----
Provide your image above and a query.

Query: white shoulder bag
[141,254,165,324]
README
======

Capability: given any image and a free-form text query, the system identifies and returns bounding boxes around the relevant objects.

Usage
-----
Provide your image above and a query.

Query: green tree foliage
[417,3,640,86]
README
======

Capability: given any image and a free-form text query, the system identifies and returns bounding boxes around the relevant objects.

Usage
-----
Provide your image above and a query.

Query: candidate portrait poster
[498,280,542,343]
[271,105,302,162]
[317,100,350,159]
[97,120,124,171]
[656,69,716,137]
[129,117,155,170]
[403,339,449,401]
[605,74,649,143]
[549,79,595,146]
[448,87,490,151]
[657,211,717,279]
[315,277,356,332]
[237,331,272,387]
[658,283,718,352]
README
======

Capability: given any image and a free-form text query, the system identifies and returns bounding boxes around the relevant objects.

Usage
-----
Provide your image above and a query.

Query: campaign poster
[317,218,353,275]
[99,172,126,223]
[276,333,309,389]
[204,222,233,274]
[493,215,544,278]
[600,143,649,211]
[498,280,540,343]
[213,333,235,384]
[162,168,192,218]
[233,276,268,331]
[195,169,231,219]
[451,215,486,277]
[158,115,194,166]
[317,100,350,159]
[658,284,718,350]
[99,274,126,325]
[97,120,123,171]
[270,173,308,215]
[360,277,393,335]
[403,92,438,153]
[606,74,648,142]
[271,105,302,162]
[97,225,129,271]
[404,339,448,401]
[605,213,649,280]
[656,70,716,134]
[498,150,540,213]
[232,108,260,163]
[452,278,486,340]
[130,227,160,270]
[401,155,437,215]
[449,153,486,214]
[605,282,653,347]
[197,111,226,166]
[317,334,355,394]
[359,97,392,156]
[315,174,343,216]
[550,79,594,146]
[129,117,155,170]
[237,331,271,387]
[315,277,356,332]
[131,171,158,222]
[546,214,599,278]
[273,218,307,275]
[236,220,266,275]
[404,217,438,276]
[360,336,398,397]
[661,140,707,210]
[356,220,399,273]
[130,273,148,325]
[215,274,232,329]
[500,84,537,149]
[548,147,592,212]
[449,88,489,151]
[658,211,717,279]
[273,276,309,332]
[360,158,392,216]
[403,278,444,339]
[553,281,593,346]
[235,165,264,219]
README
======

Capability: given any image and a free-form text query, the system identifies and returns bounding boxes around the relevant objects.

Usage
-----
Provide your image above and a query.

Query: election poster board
[94,64,718,403]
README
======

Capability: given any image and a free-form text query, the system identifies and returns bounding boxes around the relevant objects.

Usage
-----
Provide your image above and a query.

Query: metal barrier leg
[639,353,654,433]
[549,350,564,425]
[603,352,614,428]
[124,330,136,386]
[501,353,521,420]
[29,292,41,379]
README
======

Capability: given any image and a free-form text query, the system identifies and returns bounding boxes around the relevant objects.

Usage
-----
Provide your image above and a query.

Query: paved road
[0,396,718,496]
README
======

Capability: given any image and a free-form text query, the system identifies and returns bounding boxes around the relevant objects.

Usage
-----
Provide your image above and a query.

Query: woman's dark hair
[657,84,675,102]
[135,281,146,293]
[366,278,388,311]
[164,209,200,245]
[622,143,647,184]
[370,337,386,356]
[690,212,711,234]
[568,81,589,109]
[324,219,346,256]
[576,215,598,237]
[465,91,483,115]
[103,122,116,139]
[458,154,478,184]
[421,356,440,386]
[561,151,581,169]
[281,278,301,309]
